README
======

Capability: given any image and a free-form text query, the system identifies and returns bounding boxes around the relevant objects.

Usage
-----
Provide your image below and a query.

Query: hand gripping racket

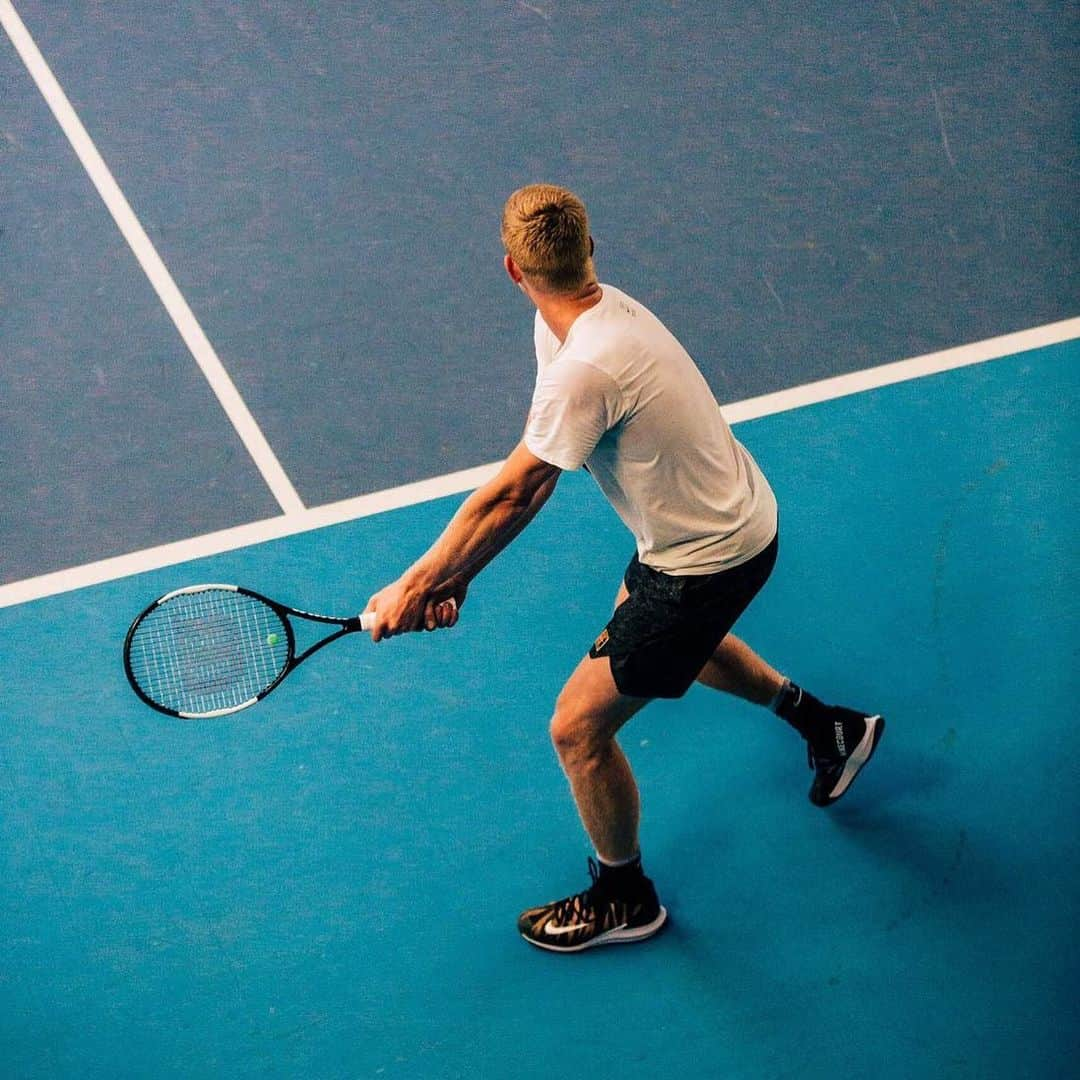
[123,584,378,719]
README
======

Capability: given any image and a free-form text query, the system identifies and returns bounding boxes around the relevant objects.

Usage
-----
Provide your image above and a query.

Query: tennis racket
[123,583,381,719]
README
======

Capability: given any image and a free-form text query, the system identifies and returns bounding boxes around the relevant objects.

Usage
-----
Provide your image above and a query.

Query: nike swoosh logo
[544,920,626,937]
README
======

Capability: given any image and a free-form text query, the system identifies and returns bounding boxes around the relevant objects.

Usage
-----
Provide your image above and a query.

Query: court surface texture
[1,3,1077,1078]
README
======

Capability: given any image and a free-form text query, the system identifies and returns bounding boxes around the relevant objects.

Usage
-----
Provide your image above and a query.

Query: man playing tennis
[366,184,884,953]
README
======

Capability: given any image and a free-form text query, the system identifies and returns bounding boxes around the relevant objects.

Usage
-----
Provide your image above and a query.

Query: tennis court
[2,3,1077,1077]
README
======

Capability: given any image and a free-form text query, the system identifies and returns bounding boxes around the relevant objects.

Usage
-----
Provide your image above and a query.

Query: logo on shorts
[592,628,610,654]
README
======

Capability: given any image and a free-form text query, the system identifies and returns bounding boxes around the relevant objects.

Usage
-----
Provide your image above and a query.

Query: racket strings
[127,590,289,715]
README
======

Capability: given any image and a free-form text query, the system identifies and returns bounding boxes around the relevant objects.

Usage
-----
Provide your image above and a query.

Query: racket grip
[357,597,456,634]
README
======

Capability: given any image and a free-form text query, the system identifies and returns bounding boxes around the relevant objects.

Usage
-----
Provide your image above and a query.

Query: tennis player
[366,184,884,953]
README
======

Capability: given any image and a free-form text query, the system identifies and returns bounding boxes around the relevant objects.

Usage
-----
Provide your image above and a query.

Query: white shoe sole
[825,714,884,801]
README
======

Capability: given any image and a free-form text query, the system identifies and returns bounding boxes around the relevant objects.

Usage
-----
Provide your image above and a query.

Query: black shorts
[589,532,779,699]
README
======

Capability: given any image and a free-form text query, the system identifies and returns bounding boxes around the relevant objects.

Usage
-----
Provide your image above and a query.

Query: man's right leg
[697,633,885,807]
[516,649,667,953]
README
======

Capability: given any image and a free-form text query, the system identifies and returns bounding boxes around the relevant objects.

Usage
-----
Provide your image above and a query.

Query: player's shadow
[668,735,1009,935]
[818,733,1011,932]
[831,801,1011,933]
[847,738,952,805]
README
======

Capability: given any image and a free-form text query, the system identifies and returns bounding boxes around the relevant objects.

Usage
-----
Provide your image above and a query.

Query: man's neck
[534,281,604,344]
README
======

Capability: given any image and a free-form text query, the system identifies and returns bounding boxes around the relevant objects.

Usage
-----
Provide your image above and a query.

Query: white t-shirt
[524,285,778,575]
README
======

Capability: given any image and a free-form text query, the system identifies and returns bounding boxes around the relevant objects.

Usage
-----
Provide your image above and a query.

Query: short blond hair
[501,184,594,293]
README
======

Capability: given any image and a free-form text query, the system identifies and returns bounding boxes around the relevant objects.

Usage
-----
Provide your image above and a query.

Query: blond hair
[501,184,594,293]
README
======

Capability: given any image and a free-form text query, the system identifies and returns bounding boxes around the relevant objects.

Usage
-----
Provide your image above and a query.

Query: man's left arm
[365,440,561,641]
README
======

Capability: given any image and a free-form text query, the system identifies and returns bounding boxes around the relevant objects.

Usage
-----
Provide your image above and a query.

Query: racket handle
[357,597,456,633]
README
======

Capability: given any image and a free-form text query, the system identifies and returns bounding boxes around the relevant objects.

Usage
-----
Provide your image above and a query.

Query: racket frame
[123,583,372,719]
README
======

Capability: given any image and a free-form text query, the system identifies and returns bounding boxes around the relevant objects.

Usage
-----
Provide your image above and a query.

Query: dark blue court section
[1,343,1076,1079]
[0,35,279,586]
[8,1,1078,530]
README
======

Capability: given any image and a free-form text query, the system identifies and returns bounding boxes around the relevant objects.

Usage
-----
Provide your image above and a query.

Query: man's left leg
[517,651,668,952]
[698,634,886,806]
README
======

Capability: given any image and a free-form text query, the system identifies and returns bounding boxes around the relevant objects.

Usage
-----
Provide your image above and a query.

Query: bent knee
[549,706,607,764]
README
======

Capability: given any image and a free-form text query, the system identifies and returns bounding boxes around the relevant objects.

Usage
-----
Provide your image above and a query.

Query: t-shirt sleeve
[524,360,620,471]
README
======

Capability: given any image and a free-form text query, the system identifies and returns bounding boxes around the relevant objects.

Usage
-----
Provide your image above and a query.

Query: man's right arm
[365,440,561,641]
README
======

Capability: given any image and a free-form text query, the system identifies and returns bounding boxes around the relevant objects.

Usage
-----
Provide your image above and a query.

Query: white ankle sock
[598,851,640,869]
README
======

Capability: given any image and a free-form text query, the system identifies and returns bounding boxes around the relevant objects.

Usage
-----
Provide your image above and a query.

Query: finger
[424,600,438,632]
[363,597,381,640]
[373,610,399,643]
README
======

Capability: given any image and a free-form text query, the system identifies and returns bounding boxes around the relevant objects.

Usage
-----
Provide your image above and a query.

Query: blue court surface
[2,344,1077,1079]
[2,2,1078,1078]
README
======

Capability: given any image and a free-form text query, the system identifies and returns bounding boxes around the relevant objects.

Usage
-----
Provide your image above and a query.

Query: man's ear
[504,254,523,283]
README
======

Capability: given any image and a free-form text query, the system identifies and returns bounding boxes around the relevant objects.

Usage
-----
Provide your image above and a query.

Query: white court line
[1,316,1076,610]
[719,316,1079,424]
[0,462,503,610]
[0,0,304,516]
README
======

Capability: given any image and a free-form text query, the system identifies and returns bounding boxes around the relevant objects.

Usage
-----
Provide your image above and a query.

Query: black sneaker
[517,858,668,953]
[807,708,885,806]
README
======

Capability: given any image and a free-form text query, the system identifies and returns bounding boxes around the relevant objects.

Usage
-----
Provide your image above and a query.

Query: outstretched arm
[365,440,561,641]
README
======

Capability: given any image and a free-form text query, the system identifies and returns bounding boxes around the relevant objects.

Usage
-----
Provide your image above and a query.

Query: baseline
[1,315,1075,611]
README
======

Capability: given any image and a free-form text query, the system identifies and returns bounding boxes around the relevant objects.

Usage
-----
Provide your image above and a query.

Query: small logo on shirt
[592,628,610,654]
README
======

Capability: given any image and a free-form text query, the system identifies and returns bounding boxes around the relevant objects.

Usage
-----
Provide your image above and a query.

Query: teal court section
[1,341,1076,1079]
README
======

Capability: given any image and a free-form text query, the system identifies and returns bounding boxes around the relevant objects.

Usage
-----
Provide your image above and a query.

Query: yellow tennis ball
[266,632,280,646]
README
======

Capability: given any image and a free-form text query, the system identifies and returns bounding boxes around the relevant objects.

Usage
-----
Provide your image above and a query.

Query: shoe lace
[549,857,609,927]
